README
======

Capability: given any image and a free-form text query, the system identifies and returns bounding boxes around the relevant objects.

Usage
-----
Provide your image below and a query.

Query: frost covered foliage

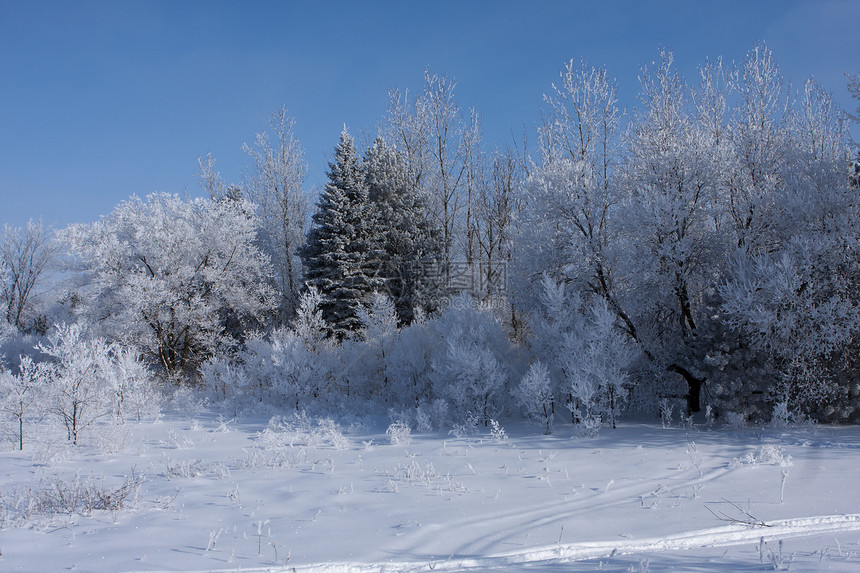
[719,76,860,422]
[200,294,517,430]
[429,298,513,424]
[0,323,158,448]
[513,361,554,434]
[38,324,159,444]
[1,219,54,333]
[0,356,47,450]
[202,288,334,412]
[527,275,638,434]
[512,44,860,424]
[59,193,275,379]
[335,291,401,402]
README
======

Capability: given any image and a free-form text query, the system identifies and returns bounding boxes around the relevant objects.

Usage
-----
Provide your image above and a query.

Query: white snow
[2,413,860,572]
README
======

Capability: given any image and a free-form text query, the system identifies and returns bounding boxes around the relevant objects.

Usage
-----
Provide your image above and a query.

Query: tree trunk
[668,364,705,414]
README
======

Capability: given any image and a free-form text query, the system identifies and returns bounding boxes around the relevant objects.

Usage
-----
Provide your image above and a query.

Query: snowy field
[2,412,860,572]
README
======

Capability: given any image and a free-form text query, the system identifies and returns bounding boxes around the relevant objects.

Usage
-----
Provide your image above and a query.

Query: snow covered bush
[346,292,399,400]
[37,323,157,445]
[514,361,554,434]
[382,314,436,408]
[429,297,513,425]
[528,275,638,434]
[0,356,47,450]
[40,324,115,444]
[201,287,335,411]
[386,420,412,445]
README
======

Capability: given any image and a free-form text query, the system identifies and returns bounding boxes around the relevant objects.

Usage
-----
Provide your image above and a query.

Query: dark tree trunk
[668,364,705,414]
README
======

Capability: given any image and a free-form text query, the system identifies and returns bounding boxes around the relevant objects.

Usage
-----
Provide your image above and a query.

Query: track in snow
[132,513,860,572]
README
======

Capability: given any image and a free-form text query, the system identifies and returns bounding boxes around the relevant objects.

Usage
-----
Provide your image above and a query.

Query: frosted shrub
[201,288,335,410]
[514,361,554,434]
[200,356,245,400]
[383,317,436,407]
[386,420,412,445]
[487,419,508,442]
[724,411,746,431]
[315,418,349,450]
[101,343,158,422]
[349,292,398,400]
[529,277,637,433]
[39,323,155,445]
[2,472,144,524]
[771,400,793,429]
[429,299,512,425]
[729,444,792,468]
[414,405,434,433]
[0,356,47,450]
[568,310,634,430]
[659,398,674,429]
[269,330,328,409]
[414,399,449,432]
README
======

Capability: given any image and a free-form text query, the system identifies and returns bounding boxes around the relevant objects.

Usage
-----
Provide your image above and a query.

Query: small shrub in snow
[386,420,412,445]
[659,398,674,429]
[514,361,554,434]
[0,356,47,450]
[394,459,440,486]
[729,444,792,468]
[0,472,144,525]
[429,299,512,424]
[705,405,715,430]
[414,405,434,433]
[679,412,694,429]
[487,419,508,442]
[160,428,194,449]
[529,277,637,432]
[449,412,481,439]
[575,415,602,438]
[40,323,156,445]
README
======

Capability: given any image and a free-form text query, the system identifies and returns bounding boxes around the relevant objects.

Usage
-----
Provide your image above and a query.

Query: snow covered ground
[2,411,860,572]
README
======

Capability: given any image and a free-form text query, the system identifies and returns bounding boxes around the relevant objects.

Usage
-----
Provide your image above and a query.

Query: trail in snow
[129,513,860,573]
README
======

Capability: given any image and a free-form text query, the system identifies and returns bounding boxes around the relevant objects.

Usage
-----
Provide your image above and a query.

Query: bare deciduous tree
[243,106,310,324]
[1,219,54,332]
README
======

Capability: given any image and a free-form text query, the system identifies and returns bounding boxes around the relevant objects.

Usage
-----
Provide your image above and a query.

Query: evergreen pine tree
[302,129,382,339]
[363,137,444,324]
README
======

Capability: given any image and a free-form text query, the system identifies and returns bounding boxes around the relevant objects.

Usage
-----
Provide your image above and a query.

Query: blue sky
[1,0,858,230]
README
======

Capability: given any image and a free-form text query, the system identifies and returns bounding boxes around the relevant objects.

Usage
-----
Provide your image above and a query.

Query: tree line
[3,44,860,445]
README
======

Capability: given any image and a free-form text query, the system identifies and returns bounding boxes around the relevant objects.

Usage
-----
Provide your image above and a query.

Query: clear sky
[1,0,858,230]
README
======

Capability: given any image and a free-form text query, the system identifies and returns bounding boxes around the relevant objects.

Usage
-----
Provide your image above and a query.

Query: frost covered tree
[37,323,155,443]
[519,59,627,330]
[719,77,859,421]
[243,107,311,324]
[1,219,54,333]
[429,298,512,424]
[363,137,444,323]
[100,342,157,422]
[303,129,383,339]
[349,291,399,399]
[39,324,112,444]
[60,193,275,378]
[724,43,789,251]
[613,50,727,412]
[0,356,47,450]
[473,149,523,300]
[527,275,637,433]
[383,71,481,282]
[514,361,554,434]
